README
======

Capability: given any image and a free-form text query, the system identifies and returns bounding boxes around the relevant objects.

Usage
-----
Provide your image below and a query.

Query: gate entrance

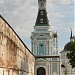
[37,67,46,75]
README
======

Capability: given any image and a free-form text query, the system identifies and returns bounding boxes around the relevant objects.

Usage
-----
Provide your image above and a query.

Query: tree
[67,41,75,68]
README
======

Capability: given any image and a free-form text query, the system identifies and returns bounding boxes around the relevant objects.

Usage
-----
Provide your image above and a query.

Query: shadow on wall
[20,52,29,75]
[6,36,30,75]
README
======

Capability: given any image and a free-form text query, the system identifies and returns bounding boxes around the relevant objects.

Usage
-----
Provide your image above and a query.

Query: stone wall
[0,15,35,75]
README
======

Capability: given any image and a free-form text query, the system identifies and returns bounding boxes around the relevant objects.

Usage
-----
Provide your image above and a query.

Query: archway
[37,67,46,75]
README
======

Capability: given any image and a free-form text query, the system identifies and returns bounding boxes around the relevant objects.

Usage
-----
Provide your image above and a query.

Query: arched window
[39,42,44,55]
[37,67,46,75]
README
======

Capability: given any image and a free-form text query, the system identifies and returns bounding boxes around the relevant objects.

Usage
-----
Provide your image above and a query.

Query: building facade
[31,0,61,75]
[61,31,75,75]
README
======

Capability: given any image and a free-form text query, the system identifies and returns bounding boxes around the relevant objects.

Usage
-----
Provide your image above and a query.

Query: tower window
[41,3,43,8]
[40,11,43,15]
[39,43,44,55]
[40,19,43,23]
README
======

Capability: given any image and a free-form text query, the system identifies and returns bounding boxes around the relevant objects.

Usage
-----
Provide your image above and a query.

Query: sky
[0,0,74,53]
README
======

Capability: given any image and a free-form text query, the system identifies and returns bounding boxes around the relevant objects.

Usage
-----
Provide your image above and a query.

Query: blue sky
[0,0,74,52]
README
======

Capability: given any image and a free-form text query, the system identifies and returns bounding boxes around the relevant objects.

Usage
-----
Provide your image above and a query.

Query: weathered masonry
[0,15,35,75]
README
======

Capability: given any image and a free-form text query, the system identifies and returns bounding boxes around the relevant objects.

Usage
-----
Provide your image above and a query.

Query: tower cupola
[38,0,46,10]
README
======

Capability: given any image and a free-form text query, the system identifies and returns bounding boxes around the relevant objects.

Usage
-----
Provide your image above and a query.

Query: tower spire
[70,28,72,39]
[70,28,74,42]
[35,0,49,26]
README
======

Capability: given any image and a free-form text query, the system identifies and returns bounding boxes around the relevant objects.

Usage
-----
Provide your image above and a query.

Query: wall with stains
[0,16,35,75]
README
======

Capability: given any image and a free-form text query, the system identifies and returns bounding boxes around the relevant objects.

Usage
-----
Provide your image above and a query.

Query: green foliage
[67,41,75,68]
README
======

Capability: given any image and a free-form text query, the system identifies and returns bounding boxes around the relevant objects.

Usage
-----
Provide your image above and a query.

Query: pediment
[36,58,49,62]
[33,33,48,38]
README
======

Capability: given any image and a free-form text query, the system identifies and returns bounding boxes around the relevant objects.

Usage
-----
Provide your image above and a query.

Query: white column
[57,63,60,75]
[46,65,48,75]
[46,41,48,55]
[48,64,50,75]
[51,62,52,75]
[35,42,37,55]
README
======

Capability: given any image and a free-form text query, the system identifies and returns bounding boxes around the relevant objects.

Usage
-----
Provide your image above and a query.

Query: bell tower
[30,0,60,75]
[31,0,58,56]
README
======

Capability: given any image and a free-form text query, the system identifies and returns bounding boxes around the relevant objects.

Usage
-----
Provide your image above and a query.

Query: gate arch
[37,67,46,75]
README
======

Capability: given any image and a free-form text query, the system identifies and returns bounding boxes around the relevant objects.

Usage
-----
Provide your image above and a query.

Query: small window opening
[40,11,43,15]
[40,19,43,23]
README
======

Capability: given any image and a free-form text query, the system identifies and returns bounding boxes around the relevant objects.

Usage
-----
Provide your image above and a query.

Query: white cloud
[0,0,5,14]
[0,0,74,52]
[60,0,73,5]
[12,11,19,16]
[15,26,31,38]
[0,0,3,3]
[52,23,71,33]
[47,0,73,5]
[0,0,4,7]
[53,12,66,18]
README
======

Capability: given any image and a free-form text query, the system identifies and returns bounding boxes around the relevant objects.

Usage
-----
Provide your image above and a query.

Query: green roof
[35,24,49,26]
[35,10,49,26]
